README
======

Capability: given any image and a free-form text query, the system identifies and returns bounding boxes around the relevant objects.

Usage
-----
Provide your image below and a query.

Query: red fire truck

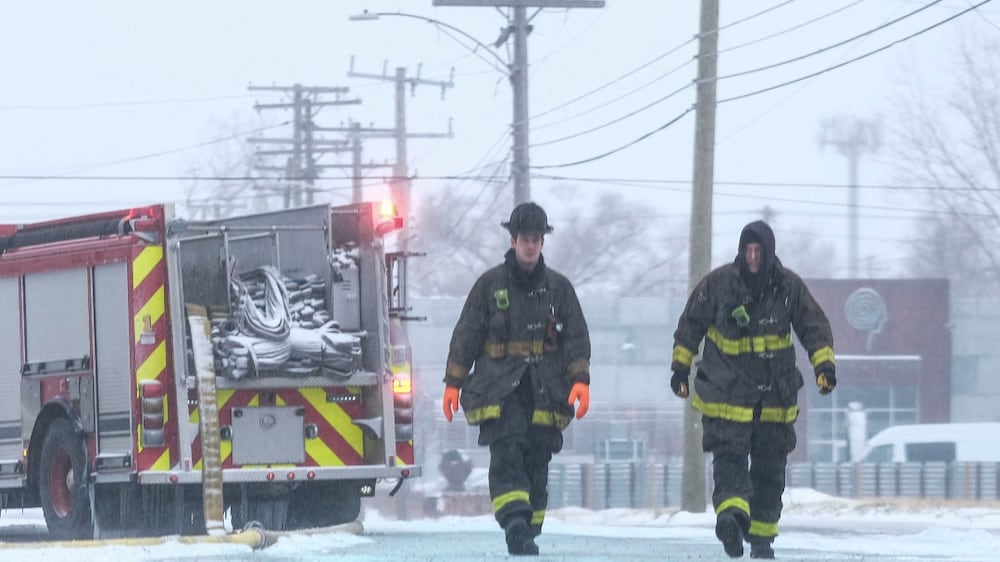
[0,202,419,539]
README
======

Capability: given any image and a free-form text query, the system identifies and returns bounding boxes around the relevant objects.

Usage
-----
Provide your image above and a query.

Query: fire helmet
[501,202,554,235]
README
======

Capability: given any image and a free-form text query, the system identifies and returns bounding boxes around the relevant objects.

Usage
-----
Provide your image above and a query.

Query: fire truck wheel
[39,417,93,539]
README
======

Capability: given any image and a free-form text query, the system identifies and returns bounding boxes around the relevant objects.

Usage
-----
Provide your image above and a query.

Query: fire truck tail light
[140,380,166,447]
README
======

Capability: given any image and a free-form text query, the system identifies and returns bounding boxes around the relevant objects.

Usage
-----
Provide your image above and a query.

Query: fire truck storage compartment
[177,205,377,379]
[23,268,89,372]
[0,277,21,464]
[93,262,133,456]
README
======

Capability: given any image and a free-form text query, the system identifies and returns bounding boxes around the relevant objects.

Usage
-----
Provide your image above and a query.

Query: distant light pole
[819,115,880,278]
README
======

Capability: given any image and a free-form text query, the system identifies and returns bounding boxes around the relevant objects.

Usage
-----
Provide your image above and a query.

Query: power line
[715,0,946,82]
[0,94,257,111]
[716,0,866,55]
[531,107,694,168]
[528,1,801,123]
[532,0,945,150]
[717,0,991,103]
[0,120,292,189]
[530,82,691,148]
[531,0,990,169]
[530,2,871,143]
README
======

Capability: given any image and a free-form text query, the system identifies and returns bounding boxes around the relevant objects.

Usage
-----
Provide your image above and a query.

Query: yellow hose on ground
[0,520,364,550]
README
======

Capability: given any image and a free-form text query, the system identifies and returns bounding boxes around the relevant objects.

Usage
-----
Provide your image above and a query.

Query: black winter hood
[735,220,777,295]
[504,248,546,289]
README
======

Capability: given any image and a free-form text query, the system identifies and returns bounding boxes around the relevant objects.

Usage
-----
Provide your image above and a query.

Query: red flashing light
[374,200,403,236]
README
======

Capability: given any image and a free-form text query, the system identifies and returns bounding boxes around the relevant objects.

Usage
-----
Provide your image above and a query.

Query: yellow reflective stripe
[133,286,165,344]
[693,395,798,423]
[749,519,778,538]
[150,448,170,471]
[492,490,530,513]
[567,358,589,376]
[760,405,798,423]
[811,346,835,368]
[531,510,545,525]
[532,409,572,429]
[483,340,544,358]
[692,395,754,422]
[706,326,792,356]
[673,345,694,367]
[133,246,163,289]
[466,404,501,424]
[136,341,167,384]
[716,497,750,516]
[446,361,469,380]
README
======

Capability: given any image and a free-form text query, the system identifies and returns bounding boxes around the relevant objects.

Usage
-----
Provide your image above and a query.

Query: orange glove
[442,386,460,422]
[567,382,590,420]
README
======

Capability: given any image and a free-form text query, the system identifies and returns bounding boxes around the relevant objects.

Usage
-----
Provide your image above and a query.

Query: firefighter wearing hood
[441,202,591,556]
[670,220,836,560]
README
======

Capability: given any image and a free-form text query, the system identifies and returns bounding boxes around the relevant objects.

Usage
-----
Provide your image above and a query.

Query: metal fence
[546,461,1000,509]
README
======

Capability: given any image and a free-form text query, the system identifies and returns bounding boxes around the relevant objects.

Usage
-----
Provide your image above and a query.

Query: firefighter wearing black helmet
[442,202,591,556]
[670,220,836,559]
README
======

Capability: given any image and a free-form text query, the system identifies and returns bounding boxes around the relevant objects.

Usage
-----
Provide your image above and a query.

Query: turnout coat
[671,222,834,424]
[444,250,590,431]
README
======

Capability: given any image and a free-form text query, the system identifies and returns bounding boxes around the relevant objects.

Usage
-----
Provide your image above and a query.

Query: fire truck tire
[39,418,93,539]
[287,481,361,529]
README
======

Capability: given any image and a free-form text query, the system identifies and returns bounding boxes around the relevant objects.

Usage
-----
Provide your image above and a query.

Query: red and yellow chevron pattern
[132,244,174,472]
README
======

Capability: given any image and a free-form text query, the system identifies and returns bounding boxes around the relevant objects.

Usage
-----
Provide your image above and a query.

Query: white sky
[2,1,998,275]
[0,489,998,560]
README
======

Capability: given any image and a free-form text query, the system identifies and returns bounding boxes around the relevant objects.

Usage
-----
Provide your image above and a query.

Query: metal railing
[545,461,1000,509]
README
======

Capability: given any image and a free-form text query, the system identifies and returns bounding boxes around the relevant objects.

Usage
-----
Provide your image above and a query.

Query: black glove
[670,369,690,398]
[817,369,836,395]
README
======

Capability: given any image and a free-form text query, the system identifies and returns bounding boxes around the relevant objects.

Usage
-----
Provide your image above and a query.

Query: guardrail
[545,461,1000,509]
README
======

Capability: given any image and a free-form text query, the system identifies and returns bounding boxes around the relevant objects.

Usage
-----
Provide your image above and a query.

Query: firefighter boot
[749,540,775,559]
[504,517,539,556]
[715,509,748,558]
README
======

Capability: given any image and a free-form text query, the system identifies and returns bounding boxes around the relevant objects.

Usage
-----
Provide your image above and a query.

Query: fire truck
[0,202,419,539]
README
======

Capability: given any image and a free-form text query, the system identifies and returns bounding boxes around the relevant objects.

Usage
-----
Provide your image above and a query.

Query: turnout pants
[480,373,562,534]
[702,412,796,543]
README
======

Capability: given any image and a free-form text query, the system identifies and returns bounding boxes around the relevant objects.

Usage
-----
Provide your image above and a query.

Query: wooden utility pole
[432,0,604,206]
[682,0,719,514]
[248,84,360,208]
[347,61,454,248]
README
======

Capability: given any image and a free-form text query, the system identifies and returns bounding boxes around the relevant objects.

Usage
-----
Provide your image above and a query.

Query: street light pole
[364,2,604,207]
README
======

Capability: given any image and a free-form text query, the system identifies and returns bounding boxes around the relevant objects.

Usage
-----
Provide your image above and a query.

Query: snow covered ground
[0,488,997,560]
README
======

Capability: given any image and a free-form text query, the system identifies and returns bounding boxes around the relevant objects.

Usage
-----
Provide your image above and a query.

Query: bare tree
[888,31,1000,295]
[408,182,687,298]
[183,113,272,219]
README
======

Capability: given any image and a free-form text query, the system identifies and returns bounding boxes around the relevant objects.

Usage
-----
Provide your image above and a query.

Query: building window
[806,383,919,462]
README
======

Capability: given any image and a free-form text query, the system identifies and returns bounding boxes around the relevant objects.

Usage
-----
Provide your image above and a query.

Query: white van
[860,423,1000,463]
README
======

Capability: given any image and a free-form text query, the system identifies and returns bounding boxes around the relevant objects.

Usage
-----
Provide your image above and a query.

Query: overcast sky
[2,1,997,275]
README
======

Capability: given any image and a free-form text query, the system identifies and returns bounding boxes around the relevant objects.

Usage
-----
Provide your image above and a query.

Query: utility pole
[682,0,719,515]
[248,84,360,208]
[432,0,604,206]
[819,115,880,278]
[347,60,454,248]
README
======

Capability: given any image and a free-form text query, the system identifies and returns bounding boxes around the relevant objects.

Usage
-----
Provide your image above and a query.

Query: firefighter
[441,202,591,556]
[670,220,836,560]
